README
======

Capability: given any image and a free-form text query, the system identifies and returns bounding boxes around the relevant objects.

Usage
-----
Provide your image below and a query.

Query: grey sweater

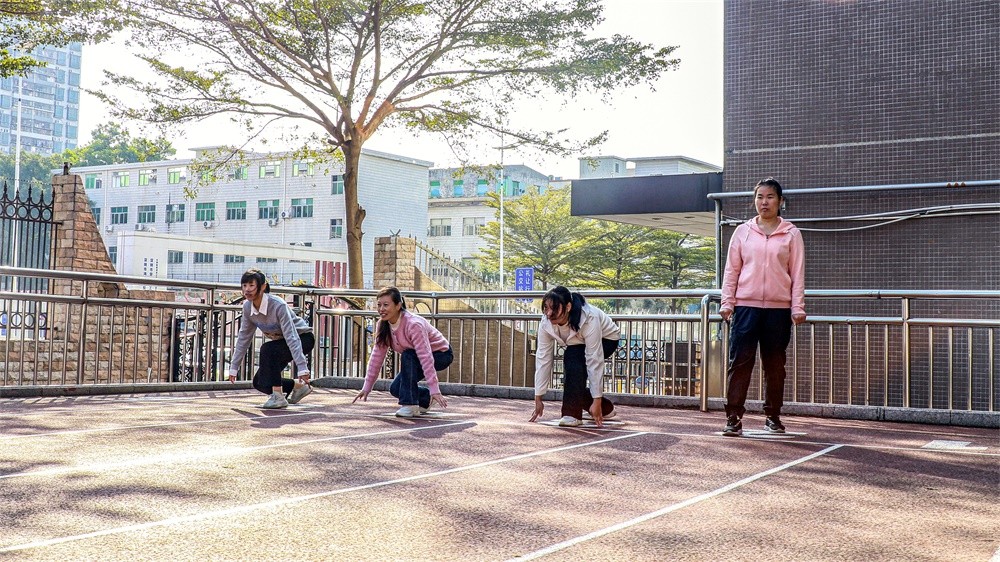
[227,294,313,377]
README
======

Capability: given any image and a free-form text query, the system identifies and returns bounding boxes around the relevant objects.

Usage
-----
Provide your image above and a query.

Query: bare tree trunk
[342,141,366,289]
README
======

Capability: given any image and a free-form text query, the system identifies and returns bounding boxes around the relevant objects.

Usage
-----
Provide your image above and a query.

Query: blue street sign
[514,267,534,291]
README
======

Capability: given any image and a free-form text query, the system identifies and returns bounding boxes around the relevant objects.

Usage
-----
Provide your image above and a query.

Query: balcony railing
[0,267,995,418]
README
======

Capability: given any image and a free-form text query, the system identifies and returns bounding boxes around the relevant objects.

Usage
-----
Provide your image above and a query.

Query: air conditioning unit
[134,223,147,231]
[105,224,114,233]
[202,220,214,229]
[280,211,289,219]
[267,218,278,227]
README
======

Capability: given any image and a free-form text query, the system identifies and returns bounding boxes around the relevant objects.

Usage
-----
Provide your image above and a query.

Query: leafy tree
[477,185,596,290]
[64,122,176,166]
[0,0,122,77]
[575,222,660,290]
[0,123,176,187]
[95,0,680,287]
[0,150,62,191]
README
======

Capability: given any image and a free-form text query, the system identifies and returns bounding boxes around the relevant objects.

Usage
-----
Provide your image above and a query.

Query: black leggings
[561,338,618,419]
[252,332,315,395]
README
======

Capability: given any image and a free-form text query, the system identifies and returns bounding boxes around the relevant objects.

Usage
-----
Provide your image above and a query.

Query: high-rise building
[0,43,83,155]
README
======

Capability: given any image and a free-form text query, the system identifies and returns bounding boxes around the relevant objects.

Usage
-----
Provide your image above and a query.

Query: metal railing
[0,267,996,416]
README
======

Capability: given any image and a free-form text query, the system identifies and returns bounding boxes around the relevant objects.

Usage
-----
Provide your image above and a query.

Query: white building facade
[75,147,432,286]
[425,164,555,267]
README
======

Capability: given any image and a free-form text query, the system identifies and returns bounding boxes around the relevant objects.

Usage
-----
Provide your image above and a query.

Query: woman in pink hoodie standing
[719,178,806,436]
[353,287,452,417]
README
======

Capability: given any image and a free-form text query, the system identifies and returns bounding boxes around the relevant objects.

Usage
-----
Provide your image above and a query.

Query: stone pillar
[51,172,119,298]
[373,235,416,291]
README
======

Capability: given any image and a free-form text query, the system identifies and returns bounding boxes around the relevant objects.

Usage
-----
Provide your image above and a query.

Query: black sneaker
[722,415,742,436]
[765,416,786,433]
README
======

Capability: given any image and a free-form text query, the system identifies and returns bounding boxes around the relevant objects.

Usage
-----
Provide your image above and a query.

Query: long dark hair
[542,286,587,332]
[375,286,405,349]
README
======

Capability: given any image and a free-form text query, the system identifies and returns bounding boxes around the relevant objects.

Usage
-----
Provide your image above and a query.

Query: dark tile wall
[722,0,1000,409]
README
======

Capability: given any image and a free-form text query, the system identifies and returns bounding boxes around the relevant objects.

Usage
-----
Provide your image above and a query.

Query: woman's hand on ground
[529,397,544,422]
[589,399,604,427]
[431,393,448,408]
[352,390,369,404]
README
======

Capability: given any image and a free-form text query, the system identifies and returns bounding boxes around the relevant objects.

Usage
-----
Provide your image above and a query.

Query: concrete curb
[2,378,996,428]
[0,382,252,398]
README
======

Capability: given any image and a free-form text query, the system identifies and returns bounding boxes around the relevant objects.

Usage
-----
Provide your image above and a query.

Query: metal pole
[11,78,22,294]
[699,293,711,412]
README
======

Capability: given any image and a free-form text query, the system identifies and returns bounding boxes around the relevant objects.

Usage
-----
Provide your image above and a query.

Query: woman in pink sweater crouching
[353,287,453,417]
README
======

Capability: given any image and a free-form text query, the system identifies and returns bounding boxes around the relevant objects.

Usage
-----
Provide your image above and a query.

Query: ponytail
[542,286,587,331]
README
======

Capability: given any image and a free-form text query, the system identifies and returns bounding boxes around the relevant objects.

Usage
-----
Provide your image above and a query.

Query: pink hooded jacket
[362,310,450,395]
[721,217,806,316]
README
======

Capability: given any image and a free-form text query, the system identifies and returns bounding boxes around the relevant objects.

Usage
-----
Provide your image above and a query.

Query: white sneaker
[287,382,312,404]
[418,404,430,415]
[557,415,582,427]
[262,393,289,409]
[395,405,420,418]
[582,409,617,420]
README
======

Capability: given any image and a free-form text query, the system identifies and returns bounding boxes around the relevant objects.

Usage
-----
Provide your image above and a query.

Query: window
[67,106,79,121]
[193,252,214,264]
[329,218,343,239]
[195,203,216,222]
[290,198,313,218]
[428,218,451,237]
[476,179,489,196]
[168,250,184,264]
[168,167,185,184]
[166,203,185,223]
[85,173,99,189]
[258,199,279,220]
[137,205,155,224]
[292,161,314,176]
[138,169,155,186]
[453,180,464,197]
[259,160,281,178]
[331,175,344,194]
[92,207,101,225]
[108,246,117,265]
[231,166,249,180]
[67,89,79,104]
[256,257,277,263]
[224,255,245,264]
[110,206,128,225]
[113,171,129,188]
[226,201,247,220]
[429,180,441,198]
[463,217,485,236]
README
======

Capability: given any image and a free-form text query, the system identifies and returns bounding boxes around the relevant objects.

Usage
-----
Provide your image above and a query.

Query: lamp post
[11,78,22,294]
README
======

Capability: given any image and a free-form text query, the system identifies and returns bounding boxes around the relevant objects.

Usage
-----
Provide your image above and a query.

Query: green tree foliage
[64,122,176,166]
[0,122,176,187]
[0,149,61,192]
[477,186,597,290]
[0,0,122,77]
[96,0,680,287]
[478,184,716,309]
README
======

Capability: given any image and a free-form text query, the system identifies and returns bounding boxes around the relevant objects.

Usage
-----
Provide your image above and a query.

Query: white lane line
[921,440,988,451]
[990,543,1000,562]
[0,431,646,553]
[0,421,473,480]
[508,444,844,561]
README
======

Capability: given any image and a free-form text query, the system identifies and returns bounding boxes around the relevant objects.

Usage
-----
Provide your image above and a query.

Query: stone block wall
[0,173,177,385]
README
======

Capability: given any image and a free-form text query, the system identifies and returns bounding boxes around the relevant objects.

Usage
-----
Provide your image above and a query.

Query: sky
[77,0,723,180]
